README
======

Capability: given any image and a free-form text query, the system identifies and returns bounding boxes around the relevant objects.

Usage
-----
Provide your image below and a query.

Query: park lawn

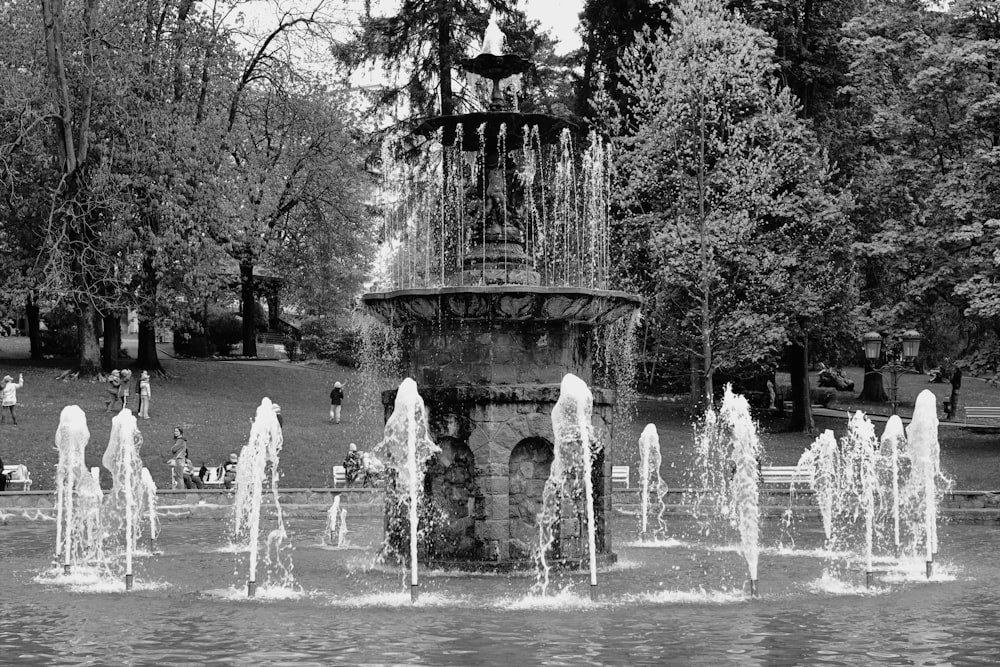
[0,339,378,491]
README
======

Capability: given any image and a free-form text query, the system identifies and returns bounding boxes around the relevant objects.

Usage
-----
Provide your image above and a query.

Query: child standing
[1,373,24,424]
[138,371,151,419]
[118,369,132,411]
[105,370,121,412]
[329,381,344,424]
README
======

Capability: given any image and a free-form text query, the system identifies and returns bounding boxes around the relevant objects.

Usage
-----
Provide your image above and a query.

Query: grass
[2,336,997,491]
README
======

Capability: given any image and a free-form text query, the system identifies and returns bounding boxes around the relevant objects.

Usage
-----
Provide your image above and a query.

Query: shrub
[40,304,79,356]
[810,387,836,408]
[298,318,357,366]
[207,312,243,356]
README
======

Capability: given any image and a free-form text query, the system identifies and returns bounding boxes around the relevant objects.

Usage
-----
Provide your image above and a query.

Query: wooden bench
[332,465,347,487]
[759,465,813,487]
[611,465,630,489]
[965,406,1000,424]
[2,464,32,491]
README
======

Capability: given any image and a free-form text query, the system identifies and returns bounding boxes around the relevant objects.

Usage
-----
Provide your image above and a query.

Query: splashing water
[102,408,145,585]
[231,398,292,595]
[54,406,100,572]
[537,374,600,596]
[880,416,907,554]
[798,430,839,546]
[719,386,761,587]
[905,390,947,570]
[325,496,348,547]
[638,424,668,538]
[139,467,158,551]
[374,378,440,596]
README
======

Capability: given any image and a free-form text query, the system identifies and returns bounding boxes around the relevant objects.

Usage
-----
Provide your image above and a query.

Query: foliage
[207,312,243,357]
[613,0,855,402]
[298,318,358,367]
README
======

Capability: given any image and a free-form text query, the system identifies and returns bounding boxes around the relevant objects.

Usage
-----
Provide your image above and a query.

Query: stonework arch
[508,437,554,560]
[424,437,478,557]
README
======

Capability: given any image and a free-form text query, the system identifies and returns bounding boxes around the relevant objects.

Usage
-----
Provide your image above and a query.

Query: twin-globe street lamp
[862,329,923,416]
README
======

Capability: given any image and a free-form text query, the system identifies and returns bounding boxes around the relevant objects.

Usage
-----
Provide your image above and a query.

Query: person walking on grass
[329,381,344,424]
[1,373,24,425]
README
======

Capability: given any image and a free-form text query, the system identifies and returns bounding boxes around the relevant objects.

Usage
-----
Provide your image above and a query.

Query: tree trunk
[859,357,888,402]
[102,313,121,370]
[786,340,815,433]
[26,294,41,360]
[77,302,101,374]
[240,260,257,357]
[689,352,703,414]
[136,320,164,372]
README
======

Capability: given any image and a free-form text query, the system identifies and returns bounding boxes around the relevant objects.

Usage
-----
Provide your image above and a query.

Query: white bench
[966,406,1000,424]
[760,465,813,487]
[611,465,630,489]
[332,465,347,487]
[2,464,32,491]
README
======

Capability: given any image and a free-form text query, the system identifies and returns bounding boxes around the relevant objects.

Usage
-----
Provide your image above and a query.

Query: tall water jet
[54,406,91,574]
[798,430,839,548]
[375,378,440,602]
[538,374,600,600]
[139,467,158,552]
[102,408,144,590]
[638,424,668,538]
[906,390,942,578]
[719,386,761,597]
[880,416,907,556]
[325,495,348,547]
[232,397,289,597]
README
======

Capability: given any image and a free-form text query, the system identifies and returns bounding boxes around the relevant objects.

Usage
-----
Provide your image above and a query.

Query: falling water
[719,386,761,594]
[538,374,600,599]
[140,467,158,551]
[54,406,92,573]
[880,416,907,555]
[798,430,839,546]
[231,397,291,596]
[102,408,144,589]
[638,424,668,537]
[906,390,942,576]
[325,495,348,547]
[374,378,440,601]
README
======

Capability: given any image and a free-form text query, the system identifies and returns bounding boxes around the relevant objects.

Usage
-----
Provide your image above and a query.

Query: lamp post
[862,330,922,416]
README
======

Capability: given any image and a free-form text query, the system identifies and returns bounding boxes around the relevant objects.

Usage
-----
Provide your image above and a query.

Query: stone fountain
[362,25,641,570]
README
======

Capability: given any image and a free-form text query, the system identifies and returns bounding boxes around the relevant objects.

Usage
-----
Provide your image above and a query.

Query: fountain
[231,397,294,597]
[905,389,945,577]
[880,415,906,556]
[101,408,145,590]
[360,23,640,570]
[638,423,668,538]
[374,377,441,601]
[53,405,97,574]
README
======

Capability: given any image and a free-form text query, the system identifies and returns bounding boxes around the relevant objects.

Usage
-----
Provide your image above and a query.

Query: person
[168,427,188,489]
[343,442,362,486]
[118,369,132,411]
[329,381,344,424]
[138,371,151,419]
[949,360,963,421]
[222,452,238,489]
[1,373,24,425]
[183,457,203,489]
[105,370,121,412]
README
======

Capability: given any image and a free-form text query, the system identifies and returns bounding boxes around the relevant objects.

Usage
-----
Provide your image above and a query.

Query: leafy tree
[842,0,1000,384]
[615,0,855,428]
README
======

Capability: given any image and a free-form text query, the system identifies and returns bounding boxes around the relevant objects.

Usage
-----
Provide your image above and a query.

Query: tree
[615,0,854,427]
[336,0,518,120]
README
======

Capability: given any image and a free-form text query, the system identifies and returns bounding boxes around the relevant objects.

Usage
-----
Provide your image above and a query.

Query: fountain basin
[362,285,641,327]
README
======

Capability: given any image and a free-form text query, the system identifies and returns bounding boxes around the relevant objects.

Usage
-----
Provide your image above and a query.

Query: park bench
[2,464,32,491]
[332,465,347,487]
[965,406,1000,424]
[611,465,630,489]
[759,465,813,487]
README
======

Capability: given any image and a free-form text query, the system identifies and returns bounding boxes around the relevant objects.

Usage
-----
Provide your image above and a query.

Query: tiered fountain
[361,22,641,569]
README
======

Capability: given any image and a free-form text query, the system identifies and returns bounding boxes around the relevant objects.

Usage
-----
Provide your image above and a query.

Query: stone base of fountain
[424,552,618,574]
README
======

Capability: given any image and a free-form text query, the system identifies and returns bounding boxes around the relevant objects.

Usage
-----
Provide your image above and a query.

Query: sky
[523,0,584,54]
